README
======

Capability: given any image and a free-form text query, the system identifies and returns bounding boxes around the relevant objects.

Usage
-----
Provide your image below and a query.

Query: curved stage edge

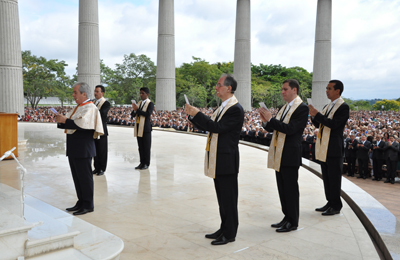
[1,122,397,259]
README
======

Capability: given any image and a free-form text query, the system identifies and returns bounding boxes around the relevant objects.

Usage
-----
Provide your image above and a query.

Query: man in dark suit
[93,85,111,176]
[346,133,357,177]
[310,129,318,162]
[259,79,308,232]
[55,82,104,215]
[356,135,371,179]
[309,79,350,216]
[302,129,313,159]
[383,135,399,184]
[131,87,154,170]
[185,74,244,245]
[372,134,386,181]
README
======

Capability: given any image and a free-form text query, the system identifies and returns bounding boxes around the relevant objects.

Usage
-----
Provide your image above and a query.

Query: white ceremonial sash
[315,97,345,162]
[267,96,303,172]
[204,96,238,179]
[134,98,151,138]
[65,102,104,139]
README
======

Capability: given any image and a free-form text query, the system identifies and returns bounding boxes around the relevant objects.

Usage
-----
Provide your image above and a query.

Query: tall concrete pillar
[311,0,331,111]
[0,0,24,115]
[233,0,251,111]
[155,0,176,111]
[77,0,100,98]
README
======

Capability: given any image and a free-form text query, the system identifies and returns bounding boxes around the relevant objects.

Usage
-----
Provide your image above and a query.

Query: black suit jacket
[190,103,244,176]
[356,140,371,160]
[97,100,110,136]
[384,141,399,161]
[57,119,96,158]
[346,138,357,158]
[372,140,386,160]
[131,100,154,133]
[312,102,350,158]
[263,102,309,167]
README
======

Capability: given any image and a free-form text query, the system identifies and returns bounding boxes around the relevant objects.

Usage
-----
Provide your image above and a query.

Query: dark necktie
[325,103,334,116]
[281,105,290,121]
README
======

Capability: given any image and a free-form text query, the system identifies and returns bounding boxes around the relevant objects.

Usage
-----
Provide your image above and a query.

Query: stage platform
[0,122,382,259]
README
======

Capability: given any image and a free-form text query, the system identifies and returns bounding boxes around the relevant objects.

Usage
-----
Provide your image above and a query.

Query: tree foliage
[102,53,156,104]
[372,99,399,111]
[22,50,71,108]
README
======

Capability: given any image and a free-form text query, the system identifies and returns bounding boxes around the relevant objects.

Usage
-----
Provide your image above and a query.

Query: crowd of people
[21,105,400,181]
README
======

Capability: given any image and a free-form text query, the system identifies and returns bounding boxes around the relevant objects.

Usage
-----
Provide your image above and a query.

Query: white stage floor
[0,122,379,259]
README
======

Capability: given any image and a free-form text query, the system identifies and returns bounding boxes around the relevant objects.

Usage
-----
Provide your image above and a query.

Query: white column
[77,0,100,98]
[311,0,331,111]
[0,0,24,114]
[233,0,251,111]
[155,0,176,111]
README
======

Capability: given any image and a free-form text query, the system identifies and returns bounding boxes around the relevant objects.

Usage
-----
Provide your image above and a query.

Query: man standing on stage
[93,85,110,176]
[309,80,349,216]
[131,87,154,170]
[185,74,244,245]
[56,82,103,215]
[259,79,308,232]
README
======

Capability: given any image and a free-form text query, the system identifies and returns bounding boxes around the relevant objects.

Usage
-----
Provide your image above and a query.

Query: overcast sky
[19,0,400,100]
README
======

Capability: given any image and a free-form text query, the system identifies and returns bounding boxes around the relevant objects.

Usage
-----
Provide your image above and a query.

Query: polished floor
[1,123,380,259]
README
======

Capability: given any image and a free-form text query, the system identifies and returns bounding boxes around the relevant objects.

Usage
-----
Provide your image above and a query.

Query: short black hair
[282,79,300,94]
[329,79,344,95]
[221,74,237,93]
[140,87,150,94]
[95,85,105,93]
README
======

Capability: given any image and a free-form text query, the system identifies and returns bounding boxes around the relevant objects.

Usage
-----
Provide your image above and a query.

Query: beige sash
[134,98,151,138]
[65,102,104,139]
[315,97,345,162]
[96,97,106,109]
[204,96,238,179]
[267,96,303,172]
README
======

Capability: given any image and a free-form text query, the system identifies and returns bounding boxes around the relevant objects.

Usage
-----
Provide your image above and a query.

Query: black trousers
[137,132,152,166]
[373,158,383,179]
[358,158,369,177]
[276,166,299,226]
[94,135,108,171]
[347,156,356,176]
[213,174,239,239]
[386,160,398,179]
[68,157,94,209]
[320,157,343,211]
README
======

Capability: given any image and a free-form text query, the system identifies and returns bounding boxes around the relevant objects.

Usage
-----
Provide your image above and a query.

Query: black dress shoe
[140,164,149,170]
[321,207,340,216]
[384,179,390,183]
[357,176,363,179]
[92,169,98,175]
[276,222,297,232]
[66,204,81,211]
[135,164,143,170]
[96,170,105,176]
[211,236,235,245]
[271,219,287,228]
[391,179,395,184]
[315,204,330,212]
[73,208,94,215]
[205,229,223,239]
[372,178,379,181]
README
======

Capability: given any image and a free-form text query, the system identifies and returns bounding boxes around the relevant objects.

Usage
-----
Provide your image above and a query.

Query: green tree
[177,57,222,107]
[251,64,312,107]
[373,99,399,111]
[22,50,70,109]
[106,53,156,104]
